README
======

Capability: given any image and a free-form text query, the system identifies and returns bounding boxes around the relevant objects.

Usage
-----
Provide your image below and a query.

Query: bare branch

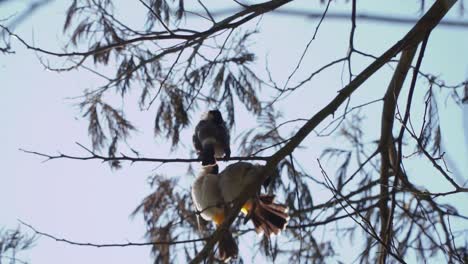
[138,0,175,35]
[378,44,418,264]
[190,1,457,262]
[318,160,407,264]
[199,8,468,29]
[283,0,332,90]
[0,0,294,72]
[19,147,269,164]
[19,220,208,247]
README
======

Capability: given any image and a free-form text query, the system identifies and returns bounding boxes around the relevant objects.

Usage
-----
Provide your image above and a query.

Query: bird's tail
[201,139,216,166]
[218,230,238,262]
[249,195,289,236]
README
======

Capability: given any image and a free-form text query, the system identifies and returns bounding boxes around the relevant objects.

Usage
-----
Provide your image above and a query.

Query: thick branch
[378,46,418,264]
[190,1,457,263]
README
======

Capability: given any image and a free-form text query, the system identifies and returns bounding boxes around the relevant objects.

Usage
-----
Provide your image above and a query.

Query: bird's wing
[218,123,231,154]
[192,123,203,153]
[218,162,257,203]
[192,133,202,154]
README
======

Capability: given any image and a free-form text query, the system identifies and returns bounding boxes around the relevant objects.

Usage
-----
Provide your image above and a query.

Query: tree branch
[19,220,208,247]
[288,203,379,229]
[378,45,418,264]
[19,148,268,164]
[190,1,457,262]
[200,9,468,29]
[1,0,294,60]
[318,160,407,263]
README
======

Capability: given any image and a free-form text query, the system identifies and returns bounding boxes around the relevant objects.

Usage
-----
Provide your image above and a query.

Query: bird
[191,164,238,262]
[191,162,289,262]
[193,110,231,166]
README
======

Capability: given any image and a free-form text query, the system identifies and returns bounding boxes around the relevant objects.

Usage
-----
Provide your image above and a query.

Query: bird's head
[207,109,224,125]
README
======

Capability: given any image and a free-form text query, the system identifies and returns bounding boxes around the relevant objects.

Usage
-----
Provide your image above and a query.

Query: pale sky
[1,0,467,263]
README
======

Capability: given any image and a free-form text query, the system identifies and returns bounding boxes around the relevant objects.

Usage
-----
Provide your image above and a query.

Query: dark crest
[209,110,224,125]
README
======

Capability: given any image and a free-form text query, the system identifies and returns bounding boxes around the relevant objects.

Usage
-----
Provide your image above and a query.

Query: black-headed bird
[193,110,231,166]
[191,162,289,262]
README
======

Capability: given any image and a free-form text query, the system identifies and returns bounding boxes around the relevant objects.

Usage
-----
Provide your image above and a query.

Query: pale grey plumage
[191,162,289,238]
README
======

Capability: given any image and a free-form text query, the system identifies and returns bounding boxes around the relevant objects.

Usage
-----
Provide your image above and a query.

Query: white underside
[191,172,223,221]
[191,162,262,222]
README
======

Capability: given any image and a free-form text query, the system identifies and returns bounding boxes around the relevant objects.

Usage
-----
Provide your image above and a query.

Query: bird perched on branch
[191,162,289,262]
[193,110,231,166]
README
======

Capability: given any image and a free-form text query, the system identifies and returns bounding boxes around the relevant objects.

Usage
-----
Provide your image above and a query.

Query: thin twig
[19,220,209,247]
[19,146,269,164]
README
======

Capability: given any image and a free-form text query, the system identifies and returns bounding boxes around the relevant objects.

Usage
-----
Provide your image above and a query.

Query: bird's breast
[191,174,224,221]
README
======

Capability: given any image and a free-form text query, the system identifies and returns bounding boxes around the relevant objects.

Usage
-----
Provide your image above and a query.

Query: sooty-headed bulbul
[193,110,231,166]
[191,162,289,262]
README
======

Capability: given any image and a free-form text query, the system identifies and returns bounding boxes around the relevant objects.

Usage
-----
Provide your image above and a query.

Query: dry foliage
[1,0,468,263]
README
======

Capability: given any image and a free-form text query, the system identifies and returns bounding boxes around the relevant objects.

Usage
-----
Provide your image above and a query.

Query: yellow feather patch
[213,213,225,225]
[241,200,253,215]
